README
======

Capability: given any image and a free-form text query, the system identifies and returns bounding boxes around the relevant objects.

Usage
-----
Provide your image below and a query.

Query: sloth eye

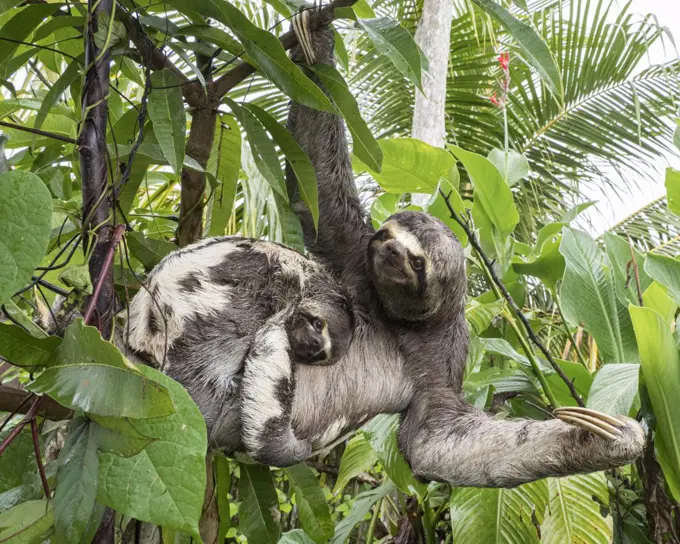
[313,318,324,332]
[410,256,425,271]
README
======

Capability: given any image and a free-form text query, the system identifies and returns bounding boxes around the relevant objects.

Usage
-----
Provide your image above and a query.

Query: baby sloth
[122,236,354,466]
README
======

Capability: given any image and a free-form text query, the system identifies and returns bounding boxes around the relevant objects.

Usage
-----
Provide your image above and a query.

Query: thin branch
[439,190,585,407]
[211,0,359,99]
[0,121,77,145]
[30,417,50,497]
[0,396,45,457]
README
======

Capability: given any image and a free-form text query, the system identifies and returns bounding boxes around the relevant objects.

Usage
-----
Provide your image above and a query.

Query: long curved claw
[292,9,316,65]
[553,407,626,441]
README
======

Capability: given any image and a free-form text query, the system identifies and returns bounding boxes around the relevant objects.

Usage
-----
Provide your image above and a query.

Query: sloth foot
[554,406,646,464]
[292,9,315,65]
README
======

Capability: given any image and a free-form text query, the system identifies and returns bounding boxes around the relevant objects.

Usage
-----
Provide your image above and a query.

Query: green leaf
[206,115,241,237]
[330,481,394,544]
[354,138,454,193]
[645,252,680,305]
[176,24,245,57]
[237,463,280,544]
[425,180,468,246]
[603,232,650,306]
[167,0,332,112]
[0,426,37,494]
[0,4,58,66]
[487,148,530,185]
[0,500,54,543]
[126,231,176,271]
[149,69,186,175]
[244,103,319,232]
[449,480,548,543]
[0,323,60,368]
[332,434,378,496]
[542,473,613,544]
[279,529,316,544]
[630,305,680,501]
[356,17,423,91]
[0,170,53,306]
[215,456,231,540]
[284,464,333,543]
[28,319,174,419]
[559,228,638,364]
[97,364,207,537]
[362,414,424,497]
[665,167,680,217]
[224,97,286,200]
[310,64,382,172]
[32,59,81,146]
[586,363,640,416]
[512,224,565,291]
[465,298,505,335]
[642,281,677,324]
[449,145,519,238]
[53,417,100,544]
[470,0,563,100]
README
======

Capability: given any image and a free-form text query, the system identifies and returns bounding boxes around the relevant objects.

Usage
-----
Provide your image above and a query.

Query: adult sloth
[268,20,645,487]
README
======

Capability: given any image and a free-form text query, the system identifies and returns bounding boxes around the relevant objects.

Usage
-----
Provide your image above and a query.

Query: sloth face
[286,294,354,366]
[367,210,466,323]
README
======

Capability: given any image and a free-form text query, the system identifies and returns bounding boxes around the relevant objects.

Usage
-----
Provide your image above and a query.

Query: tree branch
[211,0,359,99]
[0,121,77,145]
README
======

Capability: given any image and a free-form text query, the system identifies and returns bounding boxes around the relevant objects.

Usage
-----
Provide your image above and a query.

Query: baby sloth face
[286,293,354,366]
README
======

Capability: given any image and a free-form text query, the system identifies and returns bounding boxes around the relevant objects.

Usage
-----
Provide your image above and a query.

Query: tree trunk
[411,0,453,205]
[81,0,115,338]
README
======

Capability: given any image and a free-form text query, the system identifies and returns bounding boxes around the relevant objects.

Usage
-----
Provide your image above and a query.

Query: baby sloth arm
[241,316,312,467]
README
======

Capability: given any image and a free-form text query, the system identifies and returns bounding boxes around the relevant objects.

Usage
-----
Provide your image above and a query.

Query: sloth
[120,236,354,466]
[236,19,646,486]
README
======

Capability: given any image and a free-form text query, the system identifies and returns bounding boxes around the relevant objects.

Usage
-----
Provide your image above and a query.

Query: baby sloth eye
[410,256,425,271]
[313,318,324,332]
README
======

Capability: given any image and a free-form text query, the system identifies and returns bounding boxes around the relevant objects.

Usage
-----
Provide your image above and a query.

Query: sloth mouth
[379,254,412,283]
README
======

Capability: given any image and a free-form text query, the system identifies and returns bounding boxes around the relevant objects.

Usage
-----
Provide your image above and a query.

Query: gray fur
[276,23,645,486]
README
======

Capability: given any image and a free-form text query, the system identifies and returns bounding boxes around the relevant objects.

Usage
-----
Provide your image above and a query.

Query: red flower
[498,52,510,71]
[490,93,500,106]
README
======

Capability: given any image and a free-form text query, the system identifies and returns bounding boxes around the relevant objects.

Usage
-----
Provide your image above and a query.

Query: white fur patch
[383,220,425,260]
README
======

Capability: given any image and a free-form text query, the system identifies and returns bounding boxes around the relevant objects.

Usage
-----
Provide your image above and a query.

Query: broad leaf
[0,171,53,306]
[0,426,37,494]
[470,0,563,100]
[0,500,54,543]
[645,252,680,304]
[126,231,176,271]
[28,320,174,419]
[238,463,280,544]
[0,323,60,369]
[149,69,186,175]
[33,59,81,145]
[487,147,530,185]
[643,281,677,324]
[513,224,565,291]
[279,529,317,544]
[665,167,680,217]
[245,103,319,231]
[466,298,505,335]
[215,456,231,540]
[284,464,333,543]
[0,5,58,66]
[630,306,680,501]
[426,180,468,246]
[450,145,518,238]
[542,473,613,544]
[354,138,454,194]
[603,232,650,306]
[559,228,638,364]
[97,364,207,537]
[330,481,394,544]
[333,434,378,496]
[168,0,332,112]
[311,64,382,172]
[449,480,548,543]
[586,363,640,416]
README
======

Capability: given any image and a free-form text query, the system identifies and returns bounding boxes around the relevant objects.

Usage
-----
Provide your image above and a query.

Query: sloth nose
[383,240,405,260]
[312,337,322,351]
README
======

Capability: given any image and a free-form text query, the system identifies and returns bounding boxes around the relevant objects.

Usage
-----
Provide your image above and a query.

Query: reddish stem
[83,224,125,326]
[0,396,45,457]
[31,417,50,497]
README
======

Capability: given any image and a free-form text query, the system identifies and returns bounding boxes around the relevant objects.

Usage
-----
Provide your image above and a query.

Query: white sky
[579,0,680,234]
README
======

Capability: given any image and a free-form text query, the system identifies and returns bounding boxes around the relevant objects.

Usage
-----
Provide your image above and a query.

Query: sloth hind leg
[241,320,312,466]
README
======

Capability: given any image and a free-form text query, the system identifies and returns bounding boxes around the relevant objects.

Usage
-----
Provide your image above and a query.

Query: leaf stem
[365,498,382,544]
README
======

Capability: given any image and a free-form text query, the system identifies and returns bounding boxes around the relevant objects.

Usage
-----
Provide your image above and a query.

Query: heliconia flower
[498,52,510,71]
[490,93,500,106]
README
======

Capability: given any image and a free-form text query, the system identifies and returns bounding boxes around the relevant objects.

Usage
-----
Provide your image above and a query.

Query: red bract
[498,52,510,71]
[490,93,500,106]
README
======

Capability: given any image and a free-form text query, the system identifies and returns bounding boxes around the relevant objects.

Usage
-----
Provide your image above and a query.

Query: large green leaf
[603,232,650,306]
[148,69,186,175]
[449,480,548,543]
[0,4,58,66]
[32,59,81,145]
[332,434,378,496]
[97,364,207,537]
[356,17,423,91]
[284,464,333,543]
[245,103,319,231]
[665,167,680,217]
[126,231,176,271]
[0,426,37,494]
[644,252,680,304]
[53,417,100,544]
[311,64,383,172]
[630,305,680,501]
[487,148,530,186]
[449,145,518,238]
[469,0,563,100]
[586,363,640,416]
[238,463,280,544]
[354,138,454,194]
[541,473,613,544]
[28,320,174,419]
[214,456,231,541]
[559,228,638,364]
[167,0,332,112]
[513,223,565,290]
[279,529,316,544]
[0,171,53,305]
[330,481,394,544]
[206,115,241,237]
[0,500,54,543]
[0,323,61,369]
[426,180,468,246]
